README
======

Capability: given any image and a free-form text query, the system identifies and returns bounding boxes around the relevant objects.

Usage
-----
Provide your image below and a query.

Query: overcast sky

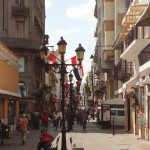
[45,0,96,82]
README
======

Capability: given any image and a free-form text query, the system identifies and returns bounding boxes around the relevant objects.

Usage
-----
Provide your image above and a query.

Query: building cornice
[0,42,20,69]
[0,89,21,97]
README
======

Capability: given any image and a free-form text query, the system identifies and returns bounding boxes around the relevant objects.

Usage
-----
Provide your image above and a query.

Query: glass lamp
[75,44,85,62]
[39,44,49,59]
[57,37,67,54]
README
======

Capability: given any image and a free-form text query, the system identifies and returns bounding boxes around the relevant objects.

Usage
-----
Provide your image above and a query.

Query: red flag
[64,83,69,91]
[48,53,57,63]
[50,97,59,103]
[71,56,77,64]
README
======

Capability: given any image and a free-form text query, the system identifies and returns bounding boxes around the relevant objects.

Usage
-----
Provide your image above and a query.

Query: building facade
[0,41,20,133]
[94,0,150,140]
[93,0,122,110]
[0,0,46,113]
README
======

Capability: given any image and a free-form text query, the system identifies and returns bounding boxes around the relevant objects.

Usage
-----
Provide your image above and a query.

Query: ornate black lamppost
[39,37,85,150]
[68,73,74,130]
[69,73,73,110]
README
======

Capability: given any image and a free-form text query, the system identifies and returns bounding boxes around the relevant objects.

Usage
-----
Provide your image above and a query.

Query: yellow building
[0,42,20,132]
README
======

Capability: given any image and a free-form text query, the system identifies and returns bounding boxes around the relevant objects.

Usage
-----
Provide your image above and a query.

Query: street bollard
[1,123,4,145]
[112,118,115,135]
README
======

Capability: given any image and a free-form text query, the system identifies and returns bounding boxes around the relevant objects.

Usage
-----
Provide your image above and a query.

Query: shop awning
[103,97,124,105]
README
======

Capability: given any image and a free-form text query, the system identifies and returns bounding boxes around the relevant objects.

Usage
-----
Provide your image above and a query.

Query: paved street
[1,120,150,150]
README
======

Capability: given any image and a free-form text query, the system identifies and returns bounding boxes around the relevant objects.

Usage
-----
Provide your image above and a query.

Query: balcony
[94,23,98,37]
[12,4,29,17]
[93,55,98,64]
[120,26,150,61]
[94,4,97,18]
[103,50,114,62]
[122,2,147,32]
[114,59,134,82]
[139,44,150,66]
[94,80,106,96]
[0,37,41,50]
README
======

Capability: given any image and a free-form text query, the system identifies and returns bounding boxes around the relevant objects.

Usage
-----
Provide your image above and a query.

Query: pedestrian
[137,111,146,140]
[0,120,2,134]
[19,114,29,145]
[81,110,88,131]
[42,111,49,131]
[53,111,60,130]
[37,129,54,150]
[33,111,40,129]
[27,112,32,129]
[66,109,72,132]
[77,110,82,125]
[58,111,63,126]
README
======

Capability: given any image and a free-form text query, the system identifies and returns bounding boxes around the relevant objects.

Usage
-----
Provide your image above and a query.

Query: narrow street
[1,120,150,150]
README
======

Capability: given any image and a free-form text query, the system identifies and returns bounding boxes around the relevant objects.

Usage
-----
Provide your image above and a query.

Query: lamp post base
[61,129,67,150]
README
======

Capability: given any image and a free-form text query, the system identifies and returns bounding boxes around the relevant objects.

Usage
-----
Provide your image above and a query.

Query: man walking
[82,111,88,131]
[42,111,49,131]
[19,114,29,145]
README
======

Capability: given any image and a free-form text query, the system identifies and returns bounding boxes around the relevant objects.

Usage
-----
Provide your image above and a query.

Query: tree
[37,84,52,112]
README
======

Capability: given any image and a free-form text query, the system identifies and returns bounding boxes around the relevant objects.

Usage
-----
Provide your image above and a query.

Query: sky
[45,0,97,83]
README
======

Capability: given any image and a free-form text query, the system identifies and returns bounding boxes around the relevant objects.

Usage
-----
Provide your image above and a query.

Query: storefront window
[19,81,27,97]
[8,101,15,125]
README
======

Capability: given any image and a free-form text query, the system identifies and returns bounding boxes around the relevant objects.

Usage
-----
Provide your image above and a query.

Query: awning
[121,2,148,37]
[103,97,124,105]
[123,76,138,89]
[103,50,114,61]
[136,3,150,26]
[0,89,21,97]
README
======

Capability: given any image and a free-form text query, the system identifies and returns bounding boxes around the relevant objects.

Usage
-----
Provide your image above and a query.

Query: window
[18,57,25,72]
[15,20,25,38]
[15,0,24,4]
[117,110,124,116]
[137,26,144,39]
[111,110,116,116]
[19,81,27,97]
[144,26,150,39]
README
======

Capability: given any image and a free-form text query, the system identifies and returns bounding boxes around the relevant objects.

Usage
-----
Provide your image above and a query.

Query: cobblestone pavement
[0,121,60,150]
[1,120,150,150]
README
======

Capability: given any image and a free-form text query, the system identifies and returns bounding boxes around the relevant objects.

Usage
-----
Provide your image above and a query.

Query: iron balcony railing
[12,5,29,17]
[138,43,150,66]
[0,37,41,50]
[123,27,135,52]
[114,59,134,83]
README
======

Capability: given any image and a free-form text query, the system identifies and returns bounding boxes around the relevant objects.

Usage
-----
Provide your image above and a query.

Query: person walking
[81,111,88,131]
[37,129,54,150]
[19,114,29,145]
[53,111,60,130]
[77,110,82,125]
[137,111,146,140]
[27,112,32,129]
[42,111,49,131]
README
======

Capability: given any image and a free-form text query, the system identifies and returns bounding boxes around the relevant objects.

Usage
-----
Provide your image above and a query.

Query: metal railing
[0,37,41,50]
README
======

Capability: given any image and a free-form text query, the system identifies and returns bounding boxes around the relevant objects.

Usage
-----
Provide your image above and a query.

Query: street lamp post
[39,37,85,150]
[69,73,73,131]
[69,73,73,110]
